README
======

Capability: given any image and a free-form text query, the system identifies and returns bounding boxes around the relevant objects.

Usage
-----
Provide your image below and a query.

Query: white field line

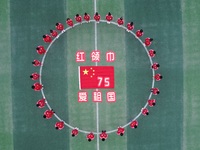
[94,0,100,150]
[39,20,155,135]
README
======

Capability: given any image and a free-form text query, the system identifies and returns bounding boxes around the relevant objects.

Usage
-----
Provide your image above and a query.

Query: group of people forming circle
[30,12,163,142]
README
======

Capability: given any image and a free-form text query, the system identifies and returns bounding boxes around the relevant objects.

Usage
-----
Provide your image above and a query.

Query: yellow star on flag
[83,69,89,75]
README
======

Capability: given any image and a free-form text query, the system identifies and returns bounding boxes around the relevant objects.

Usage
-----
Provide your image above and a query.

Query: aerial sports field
[0,0,200,150]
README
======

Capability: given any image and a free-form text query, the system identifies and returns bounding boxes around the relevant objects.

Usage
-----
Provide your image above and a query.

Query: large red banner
[79,66,114,89]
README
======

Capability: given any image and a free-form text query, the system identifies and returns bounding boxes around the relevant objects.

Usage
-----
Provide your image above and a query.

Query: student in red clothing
[141,108,149,116]
[130,120,138,128]
[75,14,82,23]
[55,23,64,31]
[149,49,156,58]
[32,82,43,91]
[148,99,156,107]
[94,12,101,22]
[144,37,153,46]
[117,126,125,136]
[66,18,74,27]
[151,88,160,95]
[117,17,124,26]
[43,34,52,43]
[50,29,58,37]
[84,13,90,22]
[127,22,134,32]
[43,109,54,119]
[154,73,163,81]
[55,121,64,130]
[36,98,46,108]
[151,62,160,70]
[86,132,95,142]
[32,60,41,67]
[30,72,40,80]
[99,130,108,141]
[71,128,79,137]
[36,45,46,55]
[136,29,144,37]
[105,12,113,23]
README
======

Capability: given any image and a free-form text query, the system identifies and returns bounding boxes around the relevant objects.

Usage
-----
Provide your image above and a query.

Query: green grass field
[0,0,200,150]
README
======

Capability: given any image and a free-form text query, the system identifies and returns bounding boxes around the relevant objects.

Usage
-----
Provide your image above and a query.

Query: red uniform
[86,132,95,141]
[149,49,156,58]
[148,99,156,107]
[136,29,144,37]
[43,110,54,119]
[117,17,124,26]
[66,18,74,27]
[84,13,90,22]
[30,72,40,80]
[117,127,125,136]
[43,34,52,43]
[32,82,43,91]
[151,88,160,95]
[127,22,134,31]
[56,23,64,31]
[36,45,46,55]
[55,121,64,130]
[145,37,153,46]
[94,12,101,22]
[106,12,113,22]
[32,59,41,67]
[141,108,149,116]
[75,14,82,23]
[50,30,58,37]
[154,73,162,81]
[99,131,108,141]
[71,128,79,137]
[130,120,138,128]
[36,98,46,108]
[152,62,160,70]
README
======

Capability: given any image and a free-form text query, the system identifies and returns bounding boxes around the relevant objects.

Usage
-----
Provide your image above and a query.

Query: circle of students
[31,12,162,142]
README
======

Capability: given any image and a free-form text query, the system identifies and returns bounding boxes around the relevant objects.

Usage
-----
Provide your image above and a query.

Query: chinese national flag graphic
[79,66,114,89]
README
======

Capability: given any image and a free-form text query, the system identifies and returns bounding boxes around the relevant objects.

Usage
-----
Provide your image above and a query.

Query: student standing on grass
[87,132,95,142]
[30,72,40,80]
[75,14,82,23]
[117,126,125,136]
[148,99,156,107]
[84,13,90,22]
[151,87,160,95]
[55,121,64,130]
[43,34,52,43]
[99,131,108,141]
[50,29,58,37]
[130,120,138,128]
[149,49,156,57]
[32,60,41,67]
[145,37,153,46]
[32,82,43,91]
[127,22,134,32]
[71,128,79,137]
[66,18,74,27]
[94,12,101,22]
[136,29,144,37]
[55,22,64,31]
[36,98,46,108]
[36,45,46,55]
[43,109,54,119]
[154,73,163,81]
[105,12,113,23]
[152,62,160,70]
[117,17,124,26]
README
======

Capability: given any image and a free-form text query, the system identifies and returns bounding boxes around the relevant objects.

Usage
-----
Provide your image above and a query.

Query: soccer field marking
[94,0,100,149]
[38,20,155,134]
